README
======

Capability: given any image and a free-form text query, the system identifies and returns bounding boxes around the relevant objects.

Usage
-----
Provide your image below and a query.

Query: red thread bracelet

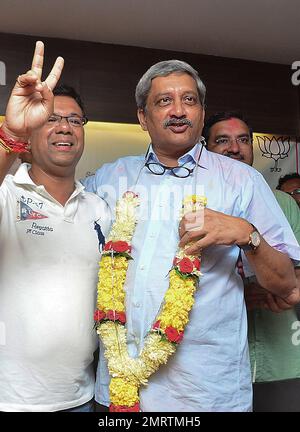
[0,126,29,153]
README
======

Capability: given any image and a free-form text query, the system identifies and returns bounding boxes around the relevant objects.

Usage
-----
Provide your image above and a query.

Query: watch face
[250,231,260,247]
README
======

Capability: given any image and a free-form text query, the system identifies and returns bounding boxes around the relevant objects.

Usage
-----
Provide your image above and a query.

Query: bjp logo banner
[253,133,300,190]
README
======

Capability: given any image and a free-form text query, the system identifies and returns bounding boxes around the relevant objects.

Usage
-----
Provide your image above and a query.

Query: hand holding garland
[179,208,299,305]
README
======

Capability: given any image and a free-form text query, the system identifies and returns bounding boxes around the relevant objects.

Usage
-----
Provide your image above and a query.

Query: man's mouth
[163,118,193,130]
[52,141,73,147]
[228,154,243,160]
[168,124,190,133]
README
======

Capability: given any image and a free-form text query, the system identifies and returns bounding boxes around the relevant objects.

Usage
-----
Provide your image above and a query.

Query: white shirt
[0,164,110,411]
[83,144,300,412]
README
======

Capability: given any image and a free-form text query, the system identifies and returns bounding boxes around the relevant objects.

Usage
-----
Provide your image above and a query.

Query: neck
[153,145,195,166]
[29,164,76,206]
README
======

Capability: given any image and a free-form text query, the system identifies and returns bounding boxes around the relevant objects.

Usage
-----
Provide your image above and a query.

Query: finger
[179,221,208,245]
[31,41,45,80]
[181,210,205,232]
[45,56,64,90]
[179,230,202,248]
[265,293,282,313]
[272,296,294,311]
[39,81,54,117]
[16,72,39,89]
[281,288,300,306]
[178,225,186,240]
[183,238,204,255]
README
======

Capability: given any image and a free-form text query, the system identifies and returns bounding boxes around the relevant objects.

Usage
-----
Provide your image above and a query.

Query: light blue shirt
[83,143,300,412]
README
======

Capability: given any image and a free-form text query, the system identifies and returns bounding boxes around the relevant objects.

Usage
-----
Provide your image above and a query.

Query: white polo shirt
[0,163,110,412]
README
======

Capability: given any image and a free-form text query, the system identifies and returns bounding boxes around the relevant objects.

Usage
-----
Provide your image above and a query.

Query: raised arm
[0,41,64,185]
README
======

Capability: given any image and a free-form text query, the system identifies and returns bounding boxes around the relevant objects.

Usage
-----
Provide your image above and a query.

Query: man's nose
[227,139,240,153]
[55,118,72,133]
[170,98,186,117]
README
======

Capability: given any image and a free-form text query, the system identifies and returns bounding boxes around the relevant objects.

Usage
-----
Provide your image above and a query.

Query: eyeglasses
[215,136,252,146]
[287,188,300,196]
[47,114,88,127]
[145,162,195,178]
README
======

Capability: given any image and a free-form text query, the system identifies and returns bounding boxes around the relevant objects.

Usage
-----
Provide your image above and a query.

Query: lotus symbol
[256,136,290,172]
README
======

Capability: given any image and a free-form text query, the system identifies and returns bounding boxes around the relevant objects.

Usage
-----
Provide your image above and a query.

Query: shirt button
[135,337,140,345]
[140,265,145,270]
[134,302,141,308]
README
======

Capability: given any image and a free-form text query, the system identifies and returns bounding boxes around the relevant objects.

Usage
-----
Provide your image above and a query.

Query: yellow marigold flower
[110,377,139,406]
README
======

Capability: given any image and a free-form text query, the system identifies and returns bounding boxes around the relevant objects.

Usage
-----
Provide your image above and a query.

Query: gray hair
[135,59,206,110]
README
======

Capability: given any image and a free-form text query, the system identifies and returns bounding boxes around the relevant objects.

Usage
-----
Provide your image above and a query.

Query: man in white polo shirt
[0,42,110,411]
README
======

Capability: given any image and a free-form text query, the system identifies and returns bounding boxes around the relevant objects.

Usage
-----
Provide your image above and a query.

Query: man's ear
[201,108,205,131]
[137,109,148,131]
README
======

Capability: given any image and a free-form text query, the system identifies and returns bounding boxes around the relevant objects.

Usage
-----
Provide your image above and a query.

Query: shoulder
[81,155,143,179]
[95,155,144,175]
[81,155,144,192]
[0,173,14,188]
[0,173,17,198]
[274,189,297,209]
[274,189,300,242]
[203,148,262,184]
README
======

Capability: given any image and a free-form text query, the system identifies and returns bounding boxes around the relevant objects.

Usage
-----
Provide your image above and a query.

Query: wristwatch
[239,224,261,252]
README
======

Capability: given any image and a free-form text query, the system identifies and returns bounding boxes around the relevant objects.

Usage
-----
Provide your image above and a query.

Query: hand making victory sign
[3,41,64,141]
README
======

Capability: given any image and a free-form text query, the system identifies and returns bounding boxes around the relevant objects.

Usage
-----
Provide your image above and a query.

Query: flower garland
[94,191,207,412]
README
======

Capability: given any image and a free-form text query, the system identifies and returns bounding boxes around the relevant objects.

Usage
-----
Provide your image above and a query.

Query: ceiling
[1,0,299,65]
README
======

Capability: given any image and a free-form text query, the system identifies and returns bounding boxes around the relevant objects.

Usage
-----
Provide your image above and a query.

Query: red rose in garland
[94,309,106,322]
[106,310,118,321]
[178,257,194,273]
[193,258,201,271]
[117,312,126,324]
[152,320,161,330]
[112,241,130,253]
[104,240,130,253]
[104,241,113,251]
[165,326,184,343]
[110,402,140,412]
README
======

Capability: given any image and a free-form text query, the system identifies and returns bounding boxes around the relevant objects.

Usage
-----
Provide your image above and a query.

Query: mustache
[163,118,193,128]
[227,152,243,159]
